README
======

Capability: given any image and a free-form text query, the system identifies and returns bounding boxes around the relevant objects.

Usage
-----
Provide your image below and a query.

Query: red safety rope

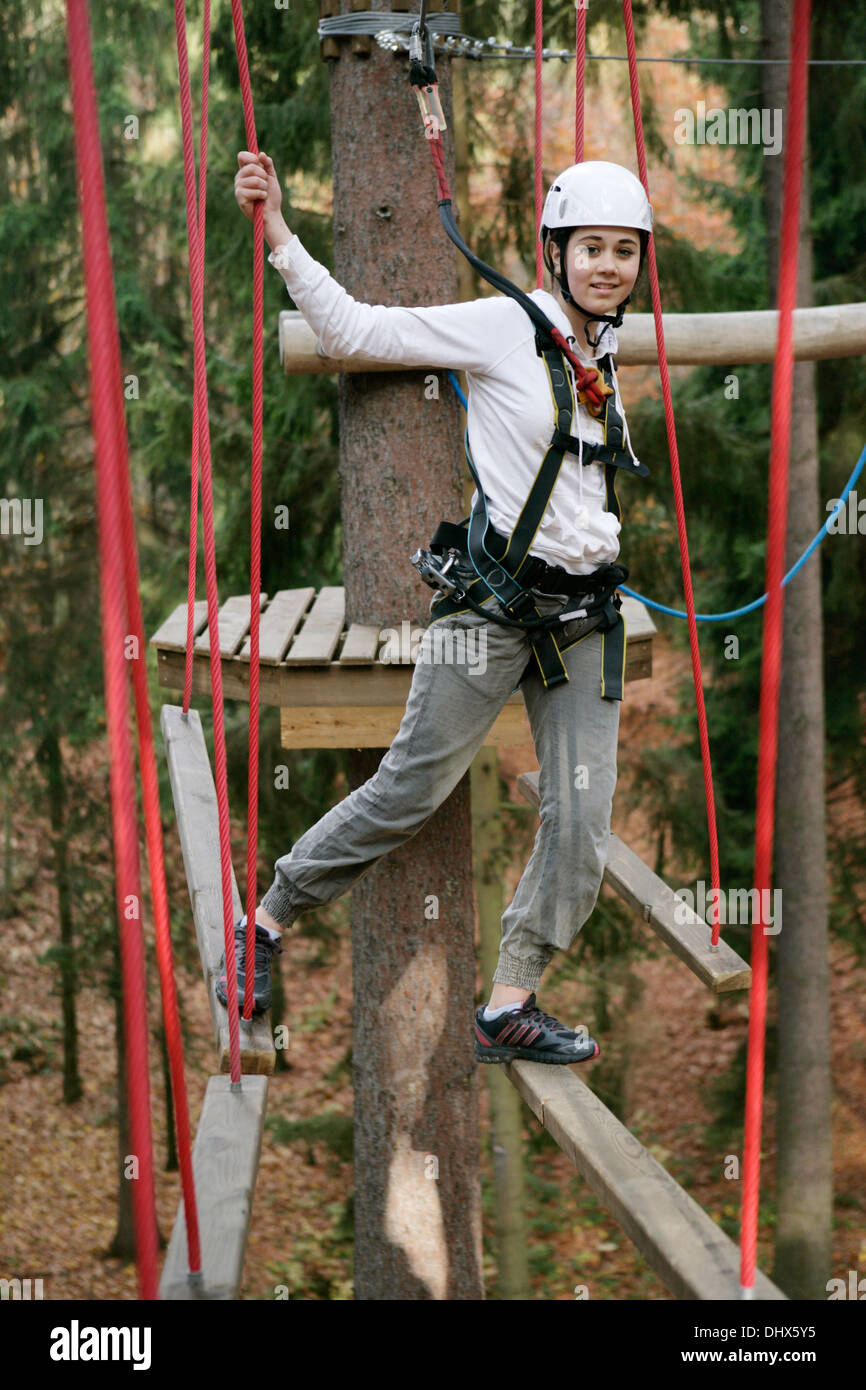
[621,0,723,950]
[740,0,810,1295]
[228,0,265,1023]
[66,0,161,1298]
[173,0,242,1083]
[575,2,587,162]
[183,0,211,715]
[534,0,544,286]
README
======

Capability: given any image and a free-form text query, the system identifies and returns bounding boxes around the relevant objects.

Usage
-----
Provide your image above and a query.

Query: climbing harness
[407,20,649,701]
[413,345,647,700]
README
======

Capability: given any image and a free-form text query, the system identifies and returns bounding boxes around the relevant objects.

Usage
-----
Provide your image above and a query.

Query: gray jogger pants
[259,573,621,993]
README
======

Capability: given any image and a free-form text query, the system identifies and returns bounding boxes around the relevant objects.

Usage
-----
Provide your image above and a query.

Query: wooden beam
[161,705,275,1074]
[159,1074,268,1300]
[504,1064,785,1300]
[279,701,533,749]
[516,771,751,993]
[279,301,866,372]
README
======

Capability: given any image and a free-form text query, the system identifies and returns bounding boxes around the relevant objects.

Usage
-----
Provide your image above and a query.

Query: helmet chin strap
[569,293,630,349]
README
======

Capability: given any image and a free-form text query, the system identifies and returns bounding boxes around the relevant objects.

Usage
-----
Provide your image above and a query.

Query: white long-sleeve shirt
[269,235,641,576]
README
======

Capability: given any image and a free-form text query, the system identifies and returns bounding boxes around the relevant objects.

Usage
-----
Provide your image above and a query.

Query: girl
[219,152,651,1066]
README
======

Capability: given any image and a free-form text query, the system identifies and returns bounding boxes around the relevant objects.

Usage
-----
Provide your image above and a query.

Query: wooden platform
[159,1074,268,1300]
[506,1064,785,1300]
[161,704,276,1074]
[517,770,751,993]
[151,588,656,748]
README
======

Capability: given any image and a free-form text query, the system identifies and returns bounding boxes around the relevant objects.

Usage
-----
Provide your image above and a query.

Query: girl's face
[552,225,642,315]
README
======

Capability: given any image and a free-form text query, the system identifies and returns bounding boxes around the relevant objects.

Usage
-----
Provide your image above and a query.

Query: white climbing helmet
[538,160,654,241]
[539,162,653,347]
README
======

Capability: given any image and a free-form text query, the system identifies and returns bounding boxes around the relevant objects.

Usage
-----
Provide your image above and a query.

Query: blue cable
[446,370,865,624]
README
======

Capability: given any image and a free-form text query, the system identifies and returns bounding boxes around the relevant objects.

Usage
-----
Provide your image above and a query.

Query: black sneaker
[215,920,281,1015]
[474,993,599,1065]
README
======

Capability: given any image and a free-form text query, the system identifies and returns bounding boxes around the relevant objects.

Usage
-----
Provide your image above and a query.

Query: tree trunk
[761,0,833,1298]
[107,943,137,1261]
[473,751,531,1299]
[326,4,483,1299]
[38,728,82,1104]
[1,789,11,918]
[457,52,529,1295]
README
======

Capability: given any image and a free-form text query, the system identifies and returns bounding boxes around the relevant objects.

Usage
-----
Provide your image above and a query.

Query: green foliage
[264,1194,354,1300]
[267,1108,354,1165]
[0,1012,58,1084]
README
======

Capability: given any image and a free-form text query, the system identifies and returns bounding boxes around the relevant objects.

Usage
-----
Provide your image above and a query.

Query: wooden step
[159,1074,268,1300]
[161,704,275,1074]
[506,1064,785,1301]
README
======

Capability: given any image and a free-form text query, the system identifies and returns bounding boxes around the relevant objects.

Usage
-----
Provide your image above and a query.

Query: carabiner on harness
[408,21,446,140]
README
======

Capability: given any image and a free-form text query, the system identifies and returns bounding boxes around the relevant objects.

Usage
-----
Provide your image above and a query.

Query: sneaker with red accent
[474,993,599,1065]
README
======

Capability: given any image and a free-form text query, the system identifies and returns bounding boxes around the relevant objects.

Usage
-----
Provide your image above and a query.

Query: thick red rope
[534,0,544,287]
[228,0,264,1023]
[575,2,587,162]
[174,0,242,1083]
[621,0,723,950]
[740,0,810,1295]
[65,0,160,1298]
[183,0,211,716]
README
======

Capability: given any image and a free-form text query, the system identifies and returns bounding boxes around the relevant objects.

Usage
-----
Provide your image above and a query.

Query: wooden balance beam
[505,1063,785,1300]
[159,1073,269,1300]
[151,588,656,749]
[516,770,751,993]
[278,301,866,373]
[161,704,276,1074]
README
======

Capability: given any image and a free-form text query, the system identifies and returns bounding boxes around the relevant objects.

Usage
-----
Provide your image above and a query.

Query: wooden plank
[159,1074,268,1300]
[238,588,315,664]
[620,594,656,645]
[339,623,384,664]
[605,835,752,992]
[516,770,751,994]
[505,1065,786,1301]
[285,586,345,664]
[195,594,266,657]
[161,705,275,1074]
[280,302,866,372]
[156,648,415,707]
[279,703,533,749]
[150,600,209,653]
